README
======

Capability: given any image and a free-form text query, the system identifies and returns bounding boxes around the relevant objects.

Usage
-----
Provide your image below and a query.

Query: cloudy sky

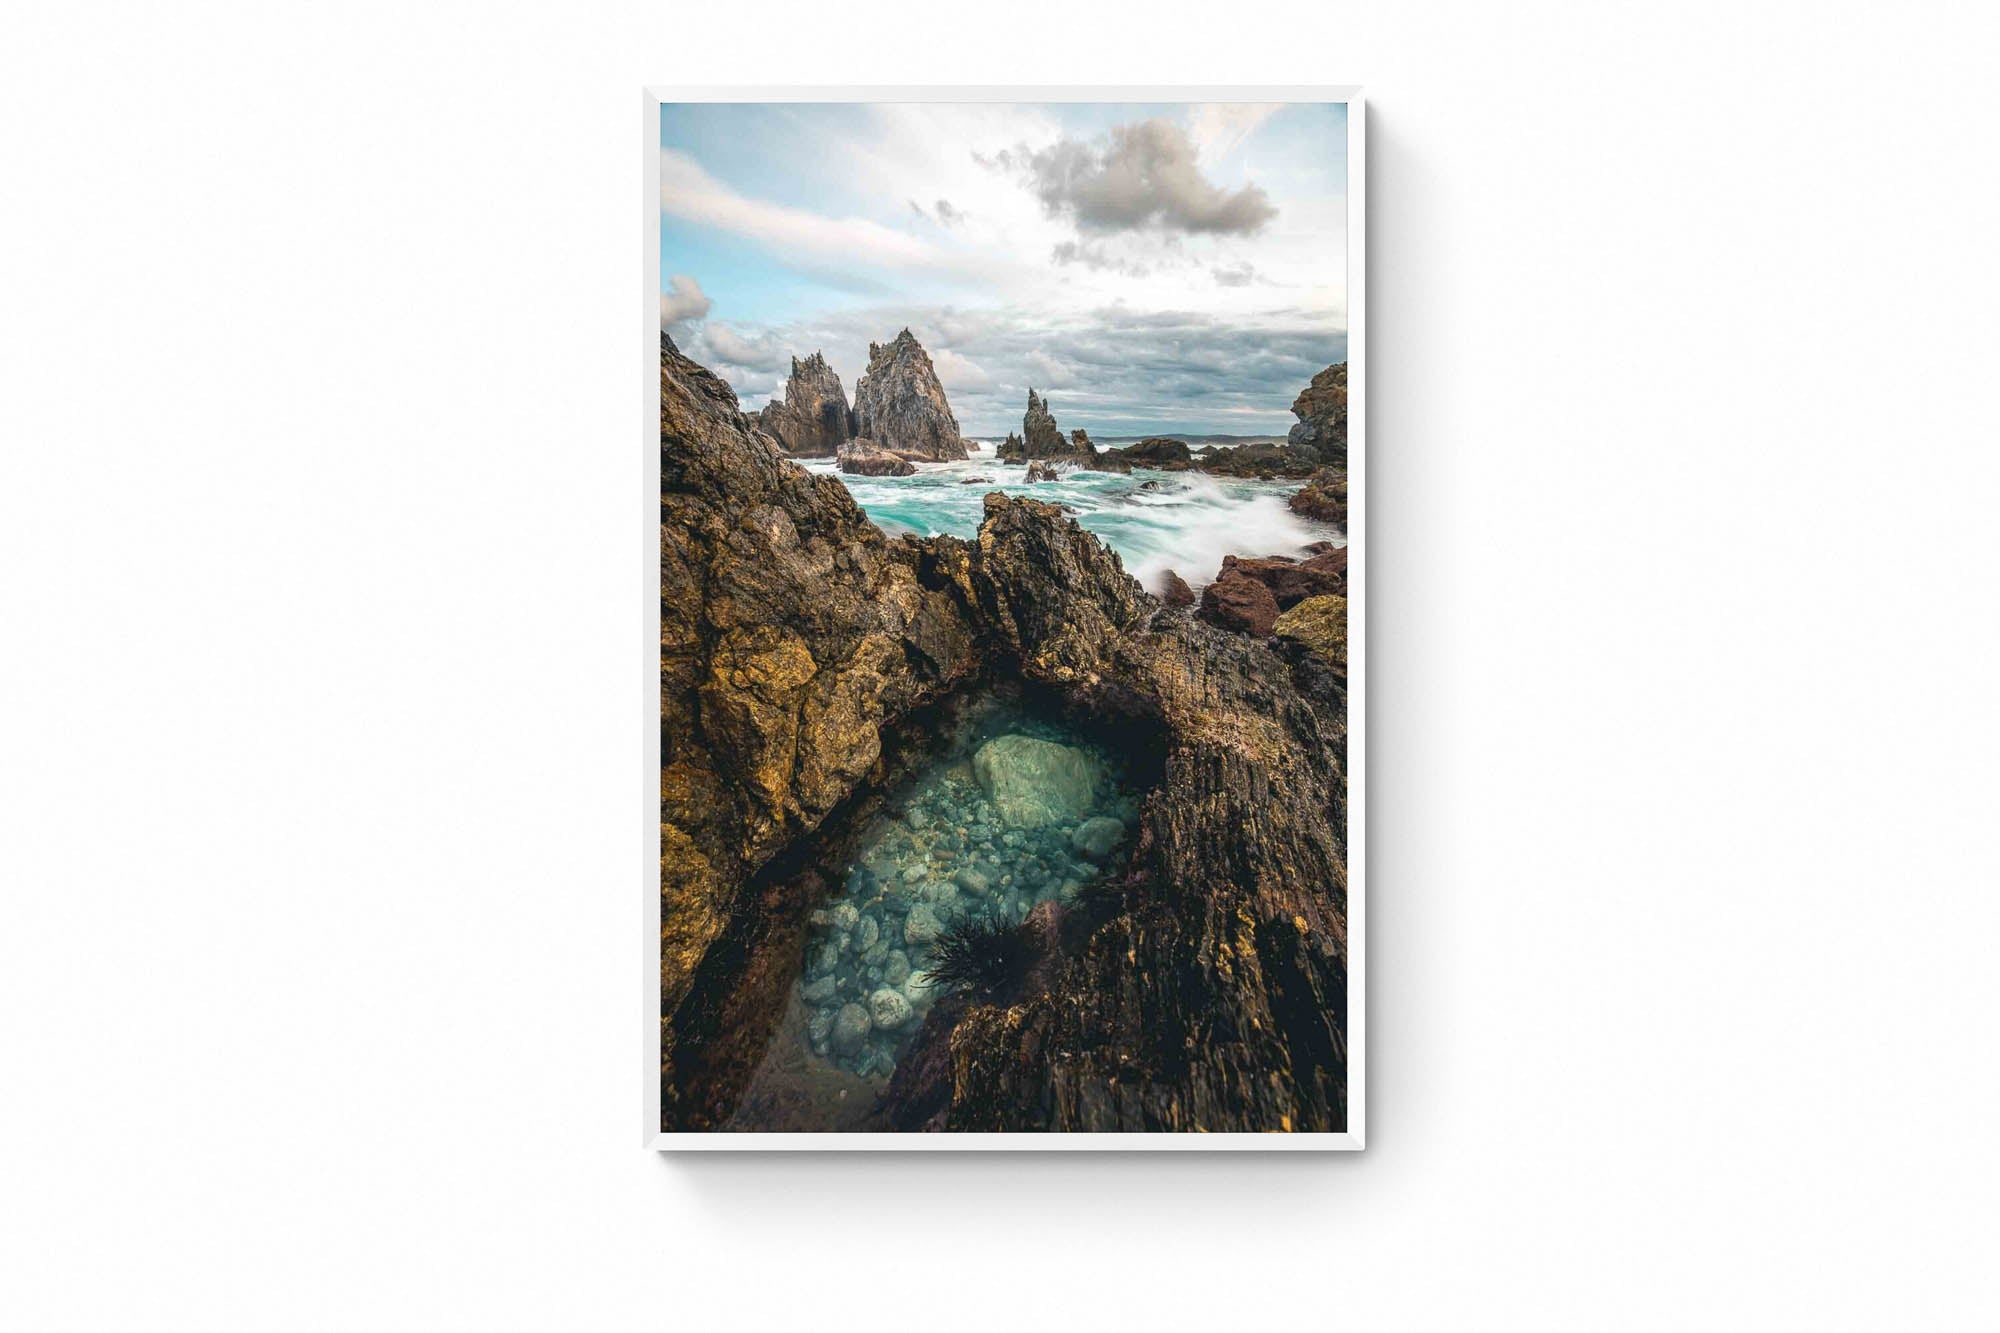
[660,101,1347,437]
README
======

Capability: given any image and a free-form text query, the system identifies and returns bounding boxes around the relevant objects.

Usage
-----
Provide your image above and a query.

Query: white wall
[5,0,1997,1327]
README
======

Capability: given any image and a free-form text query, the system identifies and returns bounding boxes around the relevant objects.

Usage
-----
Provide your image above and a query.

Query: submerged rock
[1070,815,1126,861]
[971,734,1101,828]
[904,901,942,945]
[831,1003,873,1054]
[851,329,966,461]
[869,986,914,1031]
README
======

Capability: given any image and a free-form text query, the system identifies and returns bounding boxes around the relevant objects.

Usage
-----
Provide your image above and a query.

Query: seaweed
[925,914,1037,1000]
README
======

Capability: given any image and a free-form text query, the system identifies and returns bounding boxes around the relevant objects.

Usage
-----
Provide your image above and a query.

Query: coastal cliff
[662,335,1348,1133]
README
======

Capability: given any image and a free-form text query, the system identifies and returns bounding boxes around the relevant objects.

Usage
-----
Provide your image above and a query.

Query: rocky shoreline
[662,331,1350,1133]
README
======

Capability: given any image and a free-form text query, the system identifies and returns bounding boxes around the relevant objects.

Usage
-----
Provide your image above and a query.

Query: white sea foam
[801,453,1341,593]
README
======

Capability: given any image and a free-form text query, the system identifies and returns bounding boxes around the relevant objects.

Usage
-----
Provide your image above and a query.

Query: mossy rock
[1272,594,1346,669]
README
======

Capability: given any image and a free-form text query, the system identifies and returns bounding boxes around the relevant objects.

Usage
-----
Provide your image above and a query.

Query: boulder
[1216,550,1346,609]
[1025,461,1060,484]
[1161,570,1196,607]
[836,437,916,477]
[1198,570,1280,637]
[971,734,1101,827]
[1273,594,1347,671]
[851,329,966,460]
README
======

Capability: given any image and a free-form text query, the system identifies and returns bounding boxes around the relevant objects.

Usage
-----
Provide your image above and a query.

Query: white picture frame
[647,87,1364,1150]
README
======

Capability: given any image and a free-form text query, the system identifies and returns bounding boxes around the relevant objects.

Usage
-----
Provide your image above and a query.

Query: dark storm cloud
[981,120,1278,237]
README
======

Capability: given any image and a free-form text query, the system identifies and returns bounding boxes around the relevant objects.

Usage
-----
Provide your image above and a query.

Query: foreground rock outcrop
[851,329,966,461]
[659,332,975,1124]
[662,336,1348,1134]
[757,351,853,457]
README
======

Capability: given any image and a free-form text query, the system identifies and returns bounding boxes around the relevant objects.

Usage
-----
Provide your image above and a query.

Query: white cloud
[661,149,990,287]
[930,347,992,390]
[1025,349,1076,387]
[1188,104,1284,163]
[703,322,788,371]
[659,274,711,327]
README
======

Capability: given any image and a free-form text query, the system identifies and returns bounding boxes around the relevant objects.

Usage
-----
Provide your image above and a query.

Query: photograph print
[656,92,1360,1141]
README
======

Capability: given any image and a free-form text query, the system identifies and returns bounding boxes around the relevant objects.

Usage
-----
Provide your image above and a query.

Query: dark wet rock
[959,476,995,485]
[1286,362,1347,464]
[757,351,853,457]
[1070,815,1126,860]
[852,329,966,461]
[836,438,916,476]
[1198,439,1323,478]
[1161,570,1196,607]
[1198,570,1281,637]
[663,336,1345,1134]
[1114,436,1192,466]
[1024,460,1060,484]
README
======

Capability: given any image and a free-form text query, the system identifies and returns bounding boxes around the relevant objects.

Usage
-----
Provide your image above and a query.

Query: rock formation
[851,329,967,461]
[662,335,1348,1134]
[1286,362,1347,463]
[1197,439,1322,479]
[836,438,917,477]
[1014,388,1065,459]
[1112,437,1193,467]
[1289,466,1348,528]
[999,391,1128,471]
[658,332,976,1125]
[757,351,853,457]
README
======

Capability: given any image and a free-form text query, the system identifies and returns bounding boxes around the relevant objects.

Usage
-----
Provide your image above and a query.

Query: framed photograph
[650,87,1363,1147]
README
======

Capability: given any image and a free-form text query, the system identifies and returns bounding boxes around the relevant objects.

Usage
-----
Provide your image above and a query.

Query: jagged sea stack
[758,351,853,457]
[850,329,967,461]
